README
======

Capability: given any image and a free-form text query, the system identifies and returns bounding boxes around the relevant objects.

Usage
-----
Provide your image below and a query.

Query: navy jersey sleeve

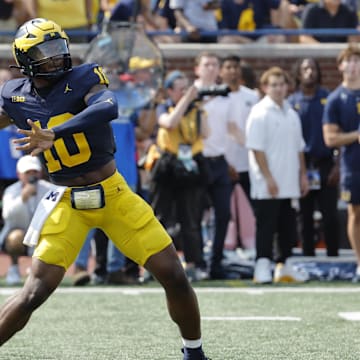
[322,92,340,126]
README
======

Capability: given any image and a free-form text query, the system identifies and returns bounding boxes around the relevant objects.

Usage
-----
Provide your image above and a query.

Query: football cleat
[182,347,210,360]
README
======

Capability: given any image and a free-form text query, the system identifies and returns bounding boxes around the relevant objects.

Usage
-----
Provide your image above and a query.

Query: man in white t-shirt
[194,52,234,279]
[246,66,309,284]
[220,55,259,200]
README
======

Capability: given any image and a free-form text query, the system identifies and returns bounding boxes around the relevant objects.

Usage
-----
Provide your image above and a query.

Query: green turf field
[1,282,360,359]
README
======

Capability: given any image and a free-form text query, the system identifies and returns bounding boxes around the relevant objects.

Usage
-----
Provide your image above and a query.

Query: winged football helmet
[12,18,72,78]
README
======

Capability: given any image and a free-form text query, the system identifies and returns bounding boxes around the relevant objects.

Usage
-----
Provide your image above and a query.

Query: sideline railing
[0,27,360,38]
[0,28,355,60]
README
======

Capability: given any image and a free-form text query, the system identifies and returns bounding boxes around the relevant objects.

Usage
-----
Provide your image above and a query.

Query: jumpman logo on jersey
[64,83,72,94]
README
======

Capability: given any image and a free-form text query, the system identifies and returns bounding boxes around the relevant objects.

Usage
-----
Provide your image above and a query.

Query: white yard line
[338,312,360,321]
[2,286,360,296]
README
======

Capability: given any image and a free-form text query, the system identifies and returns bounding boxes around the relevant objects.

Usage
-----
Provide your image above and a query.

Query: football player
[0,18,209,360]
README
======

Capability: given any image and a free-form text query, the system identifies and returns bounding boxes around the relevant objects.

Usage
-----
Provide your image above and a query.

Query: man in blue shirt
[323,45,360,281]
[289,57,340,257]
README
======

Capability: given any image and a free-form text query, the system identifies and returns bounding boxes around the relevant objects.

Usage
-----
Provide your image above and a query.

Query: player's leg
[0,193,92,346]
[103,173,207,357]
[145,243,201,340]
[0,258,65,345]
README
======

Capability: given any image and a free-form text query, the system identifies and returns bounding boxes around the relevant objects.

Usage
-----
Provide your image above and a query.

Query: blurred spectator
[246,66,309,284]
[0,155,54,285]
[107,0,175,43]
[152,0,176,30]
[239,60,258,90]
[151,0,181,42]
[99,0,118,20]
[290,0,358,15]
[0,0,31,41]
[289,58,340,257]
[170,0,220,43]
[194,52,236,279]
[150,70,210,281]
[220,55,259,201]
[322,45,360,281]
[24,0,95,42]
[0,0,14,21]
[300,0,359,43]
[220,55,258,254]
[0,68,24,200]
[218,0,299,44]
[0,69,12,84]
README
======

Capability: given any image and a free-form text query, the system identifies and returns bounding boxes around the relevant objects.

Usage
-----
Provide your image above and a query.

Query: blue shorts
[341,172,360,205]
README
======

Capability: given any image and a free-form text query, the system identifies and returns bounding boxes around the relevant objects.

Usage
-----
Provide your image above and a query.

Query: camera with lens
[197,84,231,99]
[28,175,38,185]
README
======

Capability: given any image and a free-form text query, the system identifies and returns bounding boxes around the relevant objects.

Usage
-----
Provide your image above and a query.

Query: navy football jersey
[0,63,116,183]
[288,87,331,159]
[323,85,360,174]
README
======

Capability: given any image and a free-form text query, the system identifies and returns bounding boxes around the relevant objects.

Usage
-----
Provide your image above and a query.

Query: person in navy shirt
[218,0,297,43]
[323,45,360,281]
[289,57,340,257]
[300,0,359,43]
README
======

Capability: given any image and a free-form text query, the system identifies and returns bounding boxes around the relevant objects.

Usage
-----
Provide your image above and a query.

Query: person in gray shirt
[0,155,55,285]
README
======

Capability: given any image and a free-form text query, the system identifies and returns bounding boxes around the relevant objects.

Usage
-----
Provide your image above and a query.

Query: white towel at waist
[23,186,67,247]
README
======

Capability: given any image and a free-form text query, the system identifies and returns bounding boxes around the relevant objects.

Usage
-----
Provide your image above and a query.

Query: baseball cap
[16,155,42,174]
[164,70,186,89]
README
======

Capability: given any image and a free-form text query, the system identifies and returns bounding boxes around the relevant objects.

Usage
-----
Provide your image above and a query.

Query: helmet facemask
[16,38,72,79]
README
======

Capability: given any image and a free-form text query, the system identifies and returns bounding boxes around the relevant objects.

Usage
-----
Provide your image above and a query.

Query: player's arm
[52,84,118,139]
[14,85,118,156]
[323,123,358,148]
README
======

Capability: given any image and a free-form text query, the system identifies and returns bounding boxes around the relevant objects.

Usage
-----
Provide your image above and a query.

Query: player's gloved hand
[13,119,55,156]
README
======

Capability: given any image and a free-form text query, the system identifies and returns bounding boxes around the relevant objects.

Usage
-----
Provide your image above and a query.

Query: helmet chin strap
[9,65,23,70]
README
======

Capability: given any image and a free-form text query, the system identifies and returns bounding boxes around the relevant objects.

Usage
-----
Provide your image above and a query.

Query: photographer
[0,155,54,285]
[150,70,210,281]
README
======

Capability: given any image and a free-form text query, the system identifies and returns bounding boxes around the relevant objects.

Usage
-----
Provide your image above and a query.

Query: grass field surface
[1,283,360,359]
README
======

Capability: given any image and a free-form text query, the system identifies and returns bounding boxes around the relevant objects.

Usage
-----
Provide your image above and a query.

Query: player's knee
[160,264,190,292]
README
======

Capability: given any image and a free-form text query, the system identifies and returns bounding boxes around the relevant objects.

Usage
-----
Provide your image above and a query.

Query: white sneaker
[185,266,209,282]
[194,267,209,281]
[253,258,272,284]
[6,264,21,285]
[273,261,309,283]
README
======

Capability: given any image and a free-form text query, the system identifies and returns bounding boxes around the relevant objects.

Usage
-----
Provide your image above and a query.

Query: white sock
[182,338,202,349]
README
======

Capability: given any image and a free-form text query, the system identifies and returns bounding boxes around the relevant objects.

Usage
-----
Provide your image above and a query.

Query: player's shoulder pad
[70,63,110,88]
[1,78,28,99]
